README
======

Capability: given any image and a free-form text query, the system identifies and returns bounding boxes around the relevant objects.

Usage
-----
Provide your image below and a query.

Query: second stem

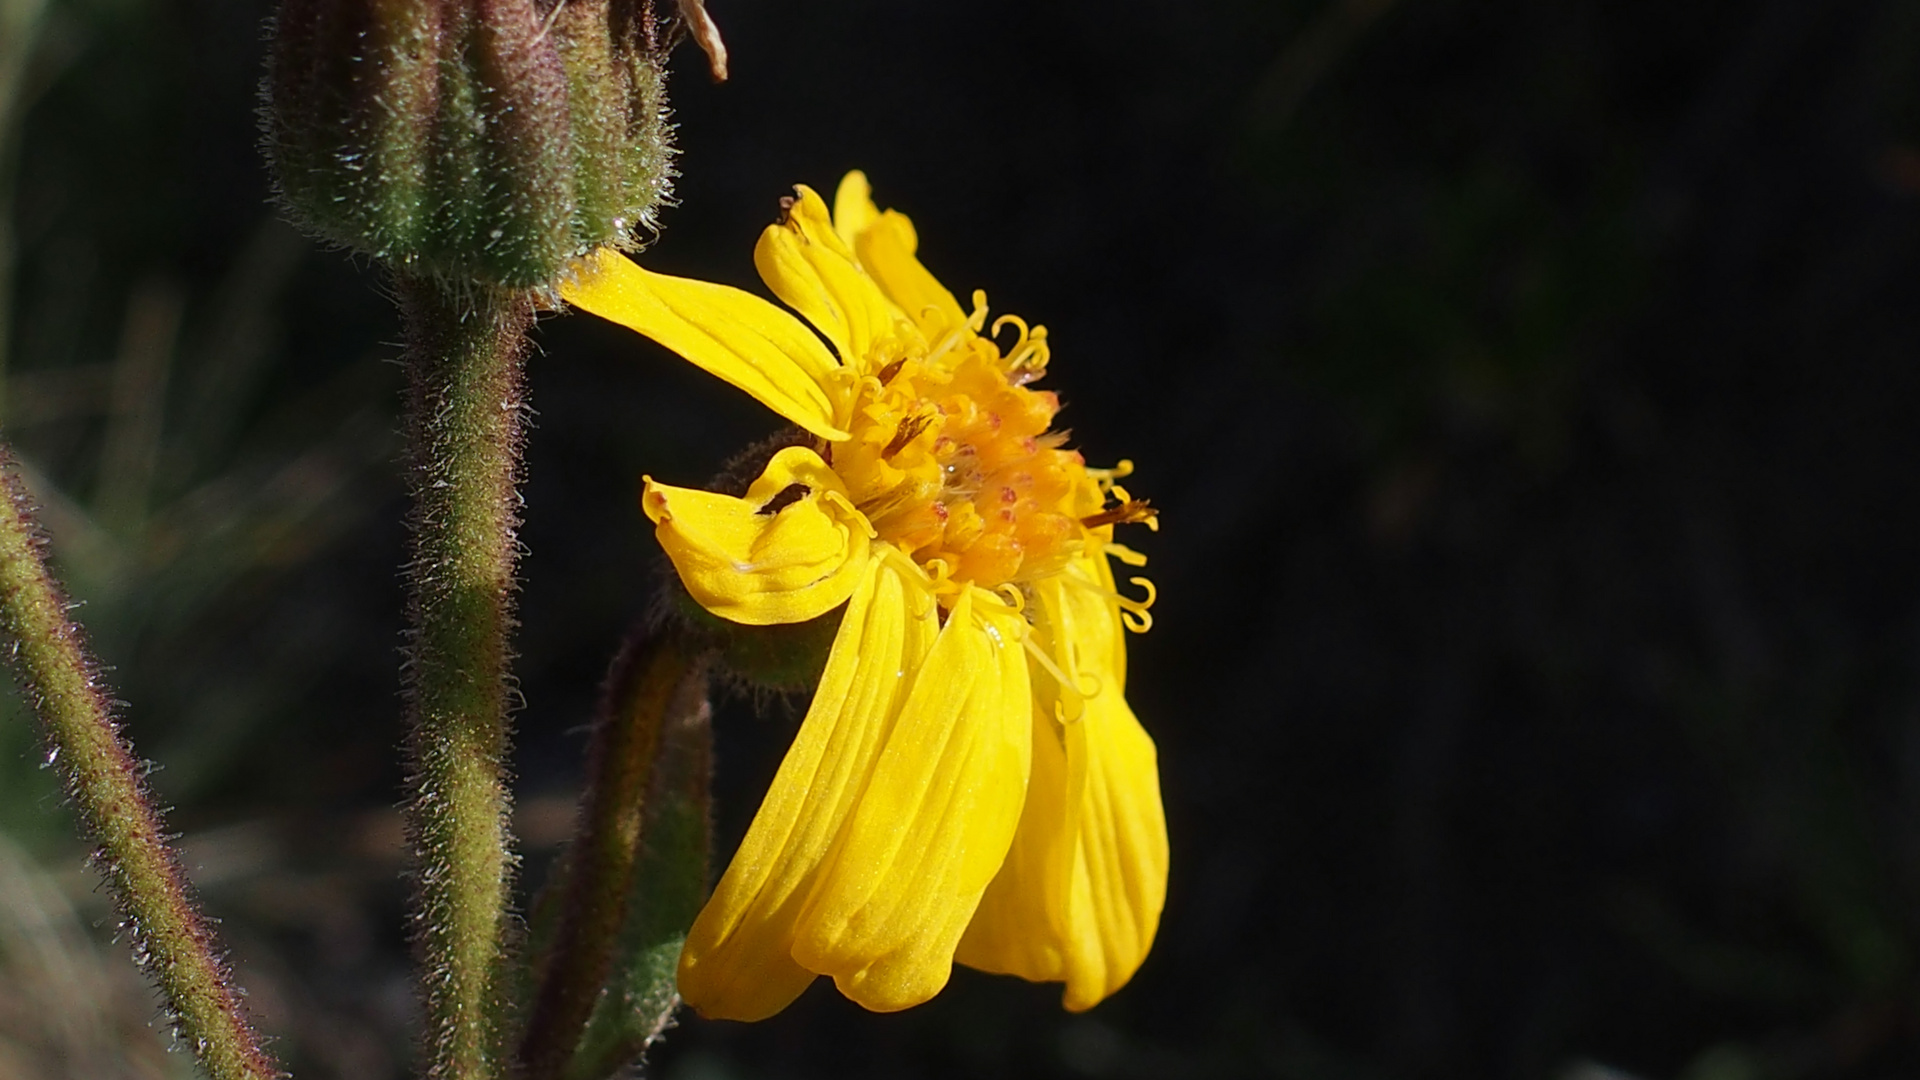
[521,629,709,1079]
[400,276,531,1080]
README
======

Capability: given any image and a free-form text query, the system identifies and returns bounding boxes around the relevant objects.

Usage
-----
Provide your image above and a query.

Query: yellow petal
[642,446,873,626]
[754,185,902,373]
[955,561,1167,1011]
[789,588,1034,1011]
[955,569,1098,980]
[956,690,1166,1011]
[677,557,940,1020]
[832,171,881,249]
[1056,689,1167,1011]
[850,207,967,339]
[951,702,1075,981]
[562,248,848,440]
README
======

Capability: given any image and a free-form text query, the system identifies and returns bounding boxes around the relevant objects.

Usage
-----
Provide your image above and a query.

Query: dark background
[5,1,1920,1078]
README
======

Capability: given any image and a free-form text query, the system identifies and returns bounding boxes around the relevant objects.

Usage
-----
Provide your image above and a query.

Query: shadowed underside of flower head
[561,172,1167,1019]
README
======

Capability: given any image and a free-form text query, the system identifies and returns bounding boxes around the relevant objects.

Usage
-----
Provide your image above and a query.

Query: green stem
[564,651,711,1080]
[0,445,279,1080]
[521,629,709,1080]
[398,276,531,1080]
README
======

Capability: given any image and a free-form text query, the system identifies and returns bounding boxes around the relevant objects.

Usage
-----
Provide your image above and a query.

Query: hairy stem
[398,277,532,1080]
[521,629,709,1080]
[0,446,279,1080]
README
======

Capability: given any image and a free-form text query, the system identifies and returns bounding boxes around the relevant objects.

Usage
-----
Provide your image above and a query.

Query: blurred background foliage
[5,0,1920,1078]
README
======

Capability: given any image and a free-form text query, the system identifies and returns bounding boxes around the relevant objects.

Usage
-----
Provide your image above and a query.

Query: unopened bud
[265,0,673,288]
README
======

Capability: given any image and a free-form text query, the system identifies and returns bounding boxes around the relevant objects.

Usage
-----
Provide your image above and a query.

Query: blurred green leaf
[565,679,711,1080]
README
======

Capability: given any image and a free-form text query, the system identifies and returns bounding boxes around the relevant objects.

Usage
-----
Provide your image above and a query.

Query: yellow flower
[560,173,1168,1019]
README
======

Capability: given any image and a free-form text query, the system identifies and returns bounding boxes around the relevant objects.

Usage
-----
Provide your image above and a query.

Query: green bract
[265,0,673,288]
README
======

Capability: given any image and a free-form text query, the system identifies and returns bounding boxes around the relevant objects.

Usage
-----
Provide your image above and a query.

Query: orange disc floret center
[831,344,1102,594]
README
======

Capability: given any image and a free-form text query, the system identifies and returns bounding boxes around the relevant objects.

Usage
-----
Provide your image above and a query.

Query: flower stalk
[0,446,280,1080]
[266,0,679,1059]
[398,277,532,1080]
[521,627,711,1080]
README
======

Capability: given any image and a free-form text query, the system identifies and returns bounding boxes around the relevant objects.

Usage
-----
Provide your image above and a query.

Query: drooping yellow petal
[955,692,1166,1012]
[847,207,967,339]
[831,171,882,250]
[562,248,849,440]
[677,557,941,1020]
[951,702,1075,981]
[642,446,873,626]
[754,185,903,374]
[1055,688,1166,1011]
[789,588,1034,1011]
[955,562,1168,1011]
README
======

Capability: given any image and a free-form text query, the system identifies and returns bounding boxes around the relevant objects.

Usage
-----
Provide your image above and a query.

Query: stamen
[1022,634,1085,722]
[995,316,1051,383]
[1081,499,1157,530]
[822,490,875,536]
[1055,566,1154,634]
[917,555,966,602]
[994,582,1027,614]
[851,375,886,412]
[1007,347,1050,385]
[967,290,990,333]
[991,314,1030,351]
[1117,576,1156,634]
[876,357,907,385]
[975,586,1029,626]
[925,322,968,364]
[884,413,935,458]
[879,546,942,619]
[821,365,864,421]
[1070,668,1105,708]
[1127,575,1157,607]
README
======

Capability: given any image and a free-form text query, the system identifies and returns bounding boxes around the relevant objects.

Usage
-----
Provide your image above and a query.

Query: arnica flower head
[561,173,1167,1020]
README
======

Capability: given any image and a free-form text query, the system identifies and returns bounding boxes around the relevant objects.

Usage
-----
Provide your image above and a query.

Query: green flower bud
[265,0,673,288]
